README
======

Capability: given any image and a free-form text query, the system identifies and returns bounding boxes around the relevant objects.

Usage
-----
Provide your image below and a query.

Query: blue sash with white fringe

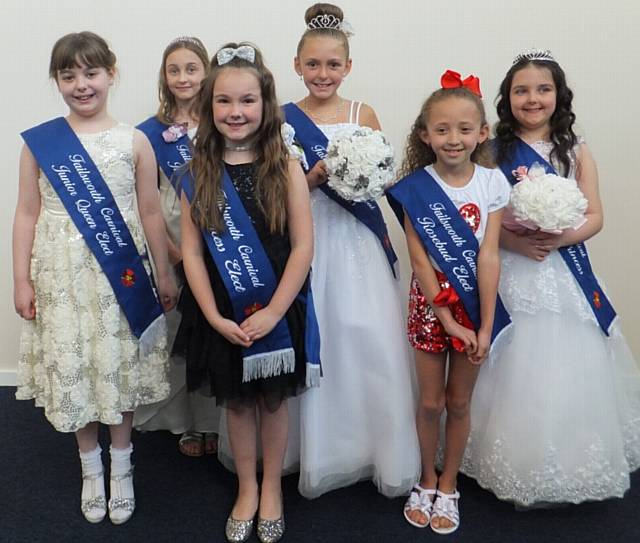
[498,138,616,335]
[182,168,321,385]
[137,116,191,192]
[282,102,398,276]
[387,168,511,343]
[21,117,163,338]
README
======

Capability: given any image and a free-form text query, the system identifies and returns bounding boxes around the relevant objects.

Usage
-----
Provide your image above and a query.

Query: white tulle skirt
[462,249,640,506]
[295,190,420,498]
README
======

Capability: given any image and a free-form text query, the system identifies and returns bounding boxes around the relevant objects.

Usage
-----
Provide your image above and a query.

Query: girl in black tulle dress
[174,42,314,543]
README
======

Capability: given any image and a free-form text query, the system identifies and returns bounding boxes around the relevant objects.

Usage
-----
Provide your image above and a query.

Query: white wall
[1,0,638,382]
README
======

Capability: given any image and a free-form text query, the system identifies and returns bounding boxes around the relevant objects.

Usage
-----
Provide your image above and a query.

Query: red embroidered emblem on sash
[244,302,263,316]
[121,268,136,287]
[593,291,602,309]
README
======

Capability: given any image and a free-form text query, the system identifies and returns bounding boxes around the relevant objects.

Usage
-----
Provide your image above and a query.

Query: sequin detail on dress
[16,124,169,432]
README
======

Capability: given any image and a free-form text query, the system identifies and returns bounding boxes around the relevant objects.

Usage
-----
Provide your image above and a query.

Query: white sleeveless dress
[296,102,420,498]
[16,123,170,433]
[461,140,640,506]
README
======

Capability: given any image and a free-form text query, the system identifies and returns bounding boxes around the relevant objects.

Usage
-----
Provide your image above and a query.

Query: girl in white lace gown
[461,50,640,506]
[288,3,420,498]
[13,32,176,524]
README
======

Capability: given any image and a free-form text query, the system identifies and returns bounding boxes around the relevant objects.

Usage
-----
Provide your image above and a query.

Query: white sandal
[403,484,436,528]
[108,467,135,525]
[430,489,460,535]
[80,470,106,523]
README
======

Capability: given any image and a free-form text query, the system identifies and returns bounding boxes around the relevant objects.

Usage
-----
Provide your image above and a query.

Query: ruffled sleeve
[488,168,512,213]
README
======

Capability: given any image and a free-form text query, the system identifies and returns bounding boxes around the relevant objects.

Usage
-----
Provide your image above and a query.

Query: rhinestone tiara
[167,36,203,48]
[307,14,342,30]
[513,48,555,65]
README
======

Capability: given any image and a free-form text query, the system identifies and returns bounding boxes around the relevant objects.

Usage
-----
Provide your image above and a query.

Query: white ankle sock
[79,445,105,522]
[110,443,133,476]
[109,443,135,523]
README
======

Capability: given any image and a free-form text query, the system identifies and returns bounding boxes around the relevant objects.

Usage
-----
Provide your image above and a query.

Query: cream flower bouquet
[509,162,588,233]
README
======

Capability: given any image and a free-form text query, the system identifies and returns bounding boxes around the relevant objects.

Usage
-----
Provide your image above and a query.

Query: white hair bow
[216,45,256,66]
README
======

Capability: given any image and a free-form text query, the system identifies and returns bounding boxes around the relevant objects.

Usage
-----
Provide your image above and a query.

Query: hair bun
[304,3,344,25]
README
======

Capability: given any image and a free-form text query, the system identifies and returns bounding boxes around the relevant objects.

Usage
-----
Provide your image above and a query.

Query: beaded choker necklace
[224,143,254,152]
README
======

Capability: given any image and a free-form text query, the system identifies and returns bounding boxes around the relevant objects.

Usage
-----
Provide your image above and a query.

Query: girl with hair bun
[283,3,420,499]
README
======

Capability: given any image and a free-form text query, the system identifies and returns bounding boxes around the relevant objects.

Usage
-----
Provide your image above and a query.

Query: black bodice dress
[173,163,309,408]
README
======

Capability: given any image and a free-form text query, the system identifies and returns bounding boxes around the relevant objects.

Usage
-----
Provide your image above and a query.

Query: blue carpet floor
[1,387,638,543]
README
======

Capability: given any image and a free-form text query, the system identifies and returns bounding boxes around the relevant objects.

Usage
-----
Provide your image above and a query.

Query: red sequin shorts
[407,271,474,353]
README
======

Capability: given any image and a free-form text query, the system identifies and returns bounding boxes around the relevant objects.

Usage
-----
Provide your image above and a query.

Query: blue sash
[182,168,321,384]
[21,117,163,339]
[387,168,511,344]
[498,138,616,336]
[137,116,191,192]
[282,102,398,276]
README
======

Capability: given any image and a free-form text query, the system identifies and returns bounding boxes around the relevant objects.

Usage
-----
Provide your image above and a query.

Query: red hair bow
[440,70,482,97]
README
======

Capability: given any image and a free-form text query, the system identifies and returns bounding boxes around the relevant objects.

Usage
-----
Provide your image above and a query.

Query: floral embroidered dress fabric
[16,124,169,432]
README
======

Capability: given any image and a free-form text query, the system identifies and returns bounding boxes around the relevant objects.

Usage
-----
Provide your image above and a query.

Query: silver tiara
[513,48,555,65]
[168,36,203,48]
[307,14,355,36]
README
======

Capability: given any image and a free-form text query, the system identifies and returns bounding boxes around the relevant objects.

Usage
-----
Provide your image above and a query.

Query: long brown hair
[398,87,493,179]
[494,59,576,176]
[189,42,289,234]
[156,36,209,124]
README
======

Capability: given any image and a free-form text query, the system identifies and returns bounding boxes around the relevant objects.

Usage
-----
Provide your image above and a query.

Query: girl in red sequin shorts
[393,75,510,534]
[408,271,475,354]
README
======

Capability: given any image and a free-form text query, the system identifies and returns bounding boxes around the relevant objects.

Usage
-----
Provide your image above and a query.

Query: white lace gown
[295,112,420,498]
[461,141,640,506]
[16,124,170,433]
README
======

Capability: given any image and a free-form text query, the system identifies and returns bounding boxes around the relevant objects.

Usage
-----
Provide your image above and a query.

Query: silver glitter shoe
[108,468,135,525]
[225,515,254,543]
[80,471,106,523]
[257,515,285,543]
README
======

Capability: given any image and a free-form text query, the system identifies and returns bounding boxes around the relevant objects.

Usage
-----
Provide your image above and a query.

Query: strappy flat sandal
[403,484,436,528]
[178,431,205,457]
[430,489,460,535]
[80,470,106,523]
[108,467,135,525]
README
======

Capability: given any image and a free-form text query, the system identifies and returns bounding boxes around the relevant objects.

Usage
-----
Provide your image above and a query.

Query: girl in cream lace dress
[14,32,175,525]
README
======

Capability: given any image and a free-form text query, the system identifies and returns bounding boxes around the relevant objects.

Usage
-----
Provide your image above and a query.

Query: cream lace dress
[16,123,170,433]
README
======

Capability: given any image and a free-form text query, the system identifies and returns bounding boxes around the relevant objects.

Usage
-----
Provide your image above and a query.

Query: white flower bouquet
[324,127,395,202]
[508,162,588,233]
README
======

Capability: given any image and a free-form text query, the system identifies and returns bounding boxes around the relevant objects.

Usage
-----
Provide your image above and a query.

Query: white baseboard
[0,370,17,386]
